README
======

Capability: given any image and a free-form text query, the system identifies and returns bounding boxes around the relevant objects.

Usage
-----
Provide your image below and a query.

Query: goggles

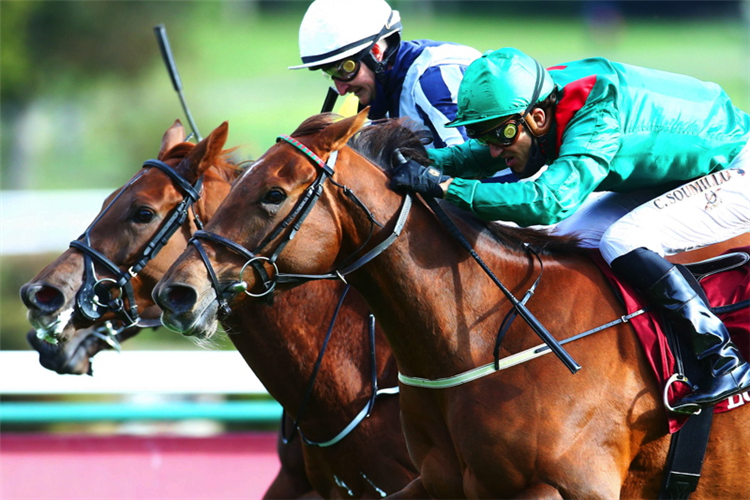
[321,58,361,82]
[466,116,523,147]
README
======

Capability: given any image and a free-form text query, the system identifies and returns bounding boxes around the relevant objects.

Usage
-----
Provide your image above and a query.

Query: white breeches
[554,145,750,265]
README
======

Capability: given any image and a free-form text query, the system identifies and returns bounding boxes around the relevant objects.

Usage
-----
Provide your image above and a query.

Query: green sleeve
[427,139,505,178]
[444,154,610,226]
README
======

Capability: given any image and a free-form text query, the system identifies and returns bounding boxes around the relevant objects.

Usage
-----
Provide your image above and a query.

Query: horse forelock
[289,114,430,173]
[290,112,341,138]
[161,142,243,183]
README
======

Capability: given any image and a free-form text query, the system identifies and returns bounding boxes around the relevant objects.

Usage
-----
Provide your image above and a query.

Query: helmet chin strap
[360,12,401,88]
[516,135,548,179]
[515,110,555,180]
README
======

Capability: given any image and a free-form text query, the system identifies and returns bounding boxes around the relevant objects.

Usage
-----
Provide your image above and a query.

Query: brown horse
[153,110,750,499]
[20,120,416,498]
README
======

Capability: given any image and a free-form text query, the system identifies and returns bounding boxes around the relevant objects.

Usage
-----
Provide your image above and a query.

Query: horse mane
[445,203,584,256]
[162,142,244,183]
[348,117,583,256]
[290,113,433,168]
[291,112,341,138]
[349,117,433,168]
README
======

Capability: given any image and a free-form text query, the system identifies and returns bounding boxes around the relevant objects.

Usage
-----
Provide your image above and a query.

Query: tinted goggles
[321,58,361,82]
[466,116,523,147]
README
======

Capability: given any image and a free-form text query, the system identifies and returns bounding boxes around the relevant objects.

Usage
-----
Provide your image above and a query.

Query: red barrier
[0,433,279,499]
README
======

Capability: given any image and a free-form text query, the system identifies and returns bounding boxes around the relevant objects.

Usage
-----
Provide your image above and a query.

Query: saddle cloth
[591,247,750,433]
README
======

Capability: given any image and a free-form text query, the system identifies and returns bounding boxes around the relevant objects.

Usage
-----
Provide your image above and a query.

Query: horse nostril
[21,283,65,313]
[161,285,198,313]
[35,287,60,305]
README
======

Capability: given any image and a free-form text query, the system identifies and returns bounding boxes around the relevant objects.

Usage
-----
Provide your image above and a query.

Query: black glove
[390,153,446,198]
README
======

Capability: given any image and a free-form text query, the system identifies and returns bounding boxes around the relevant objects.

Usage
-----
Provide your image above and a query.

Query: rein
[69,159,203,330]
[424,196,581,374]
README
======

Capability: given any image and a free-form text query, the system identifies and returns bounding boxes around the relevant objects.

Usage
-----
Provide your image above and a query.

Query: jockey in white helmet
[290,0,482,149]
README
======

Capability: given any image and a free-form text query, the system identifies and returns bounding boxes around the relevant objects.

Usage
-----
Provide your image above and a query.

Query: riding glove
[390,156,446,199]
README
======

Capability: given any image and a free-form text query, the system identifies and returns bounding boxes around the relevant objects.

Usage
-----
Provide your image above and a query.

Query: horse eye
[263,189,286,205]
[133,207,155,224]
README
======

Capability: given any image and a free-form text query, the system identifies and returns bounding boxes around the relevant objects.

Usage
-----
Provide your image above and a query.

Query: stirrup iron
[663,373,702,415]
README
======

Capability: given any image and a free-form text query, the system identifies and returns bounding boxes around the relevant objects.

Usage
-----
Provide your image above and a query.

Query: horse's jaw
[26,327,105,375]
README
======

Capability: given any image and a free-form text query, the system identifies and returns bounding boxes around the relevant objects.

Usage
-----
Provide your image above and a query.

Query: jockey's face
[486,108,547,177]
[332,63,377,105]
[327,41,385,107]
[487,125,533,176]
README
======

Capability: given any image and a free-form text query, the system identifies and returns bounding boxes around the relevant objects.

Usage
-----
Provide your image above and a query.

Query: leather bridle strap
[186,135,341,314]
[281,289,399,448]
[274,193,412,286]
[189,230,276,315]
[71,159,203,326]
[190,134,411,313]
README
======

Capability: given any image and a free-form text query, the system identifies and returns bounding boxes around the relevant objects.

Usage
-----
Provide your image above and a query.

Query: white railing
[0,350,280,423]
[0,190,112,256]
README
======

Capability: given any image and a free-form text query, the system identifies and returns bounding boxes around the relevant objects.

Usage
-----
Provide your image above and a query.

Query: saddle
[593,247,750,431]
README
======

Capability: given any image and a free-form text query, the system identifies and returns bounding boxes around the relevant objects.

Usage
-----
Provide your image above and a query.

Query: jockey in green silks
[390,47,750,414]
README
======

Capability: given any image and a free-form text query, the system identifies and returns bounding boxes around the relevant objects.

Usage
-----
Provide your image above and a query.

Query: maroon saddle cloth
[591,247,750,433]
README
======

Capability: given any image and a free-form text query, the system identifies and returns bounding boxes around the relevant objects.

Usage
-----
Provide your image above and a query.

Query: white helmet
[289,0,402,70]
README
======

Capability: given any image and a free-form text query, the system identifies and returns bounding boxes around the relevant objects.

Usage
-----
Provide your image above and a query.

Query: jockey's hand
[390,156,446,199]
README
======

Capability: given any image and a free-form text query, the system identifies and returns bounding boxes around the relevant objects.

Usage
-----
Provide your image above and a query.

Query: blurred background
[2,0,750,348]
[1,0,749,497]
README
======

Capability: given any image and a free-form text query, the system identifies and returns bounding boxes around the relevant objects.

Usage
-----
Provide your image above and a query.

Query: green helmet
[447,47,555,128]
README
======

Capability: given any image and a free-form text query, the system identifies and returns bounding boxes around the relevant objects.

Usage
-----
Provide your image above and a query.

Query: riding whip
[153,24,203,141]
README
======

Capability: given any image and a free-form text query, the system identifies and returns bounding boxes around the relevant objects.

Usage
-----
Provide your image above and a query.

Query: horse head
[154,108,425,339]
[20,119,236,358]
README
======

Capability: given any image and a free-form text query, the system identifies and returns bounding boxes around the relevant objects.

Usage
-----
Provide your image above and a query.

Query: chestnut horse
[154,110,749,499]
[19,120,415,499]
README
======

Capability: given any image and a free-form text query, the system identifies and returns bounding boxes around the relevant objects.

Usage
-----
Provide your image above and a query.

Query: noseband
[189,134,413,319]
[70,159,203,328]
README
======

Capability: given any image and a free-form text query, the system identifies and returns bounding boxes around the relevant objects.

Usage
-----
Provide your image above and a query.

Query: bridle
[70,159,204,329]
[189,134,413,318]
[187,133,408,446]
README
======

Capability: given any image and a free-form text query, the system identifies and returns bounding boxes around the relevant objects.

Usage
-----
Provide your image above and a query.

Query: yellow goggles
[466,116,523,147]
[322,58,361,82]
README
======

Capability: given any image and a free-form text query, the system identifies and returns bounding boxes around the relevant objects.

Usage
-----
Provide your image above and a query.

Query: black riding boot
[611,247,750,412]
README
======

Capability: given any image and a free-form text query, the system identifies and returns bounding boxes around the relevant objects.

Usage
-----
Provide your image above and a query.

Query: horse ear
[158,120,187,160]
[320,107,370,153]
[176,122,229,182]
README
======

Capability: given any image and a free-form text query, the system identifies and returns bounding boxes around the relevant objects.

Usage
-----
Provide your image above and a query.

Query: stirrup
[663,373,702,415]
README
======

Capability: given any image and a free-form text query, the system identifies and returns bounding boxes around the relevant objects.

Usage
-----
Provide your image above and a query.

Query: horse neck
[334,162,542,379]
[222,280,394,434]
